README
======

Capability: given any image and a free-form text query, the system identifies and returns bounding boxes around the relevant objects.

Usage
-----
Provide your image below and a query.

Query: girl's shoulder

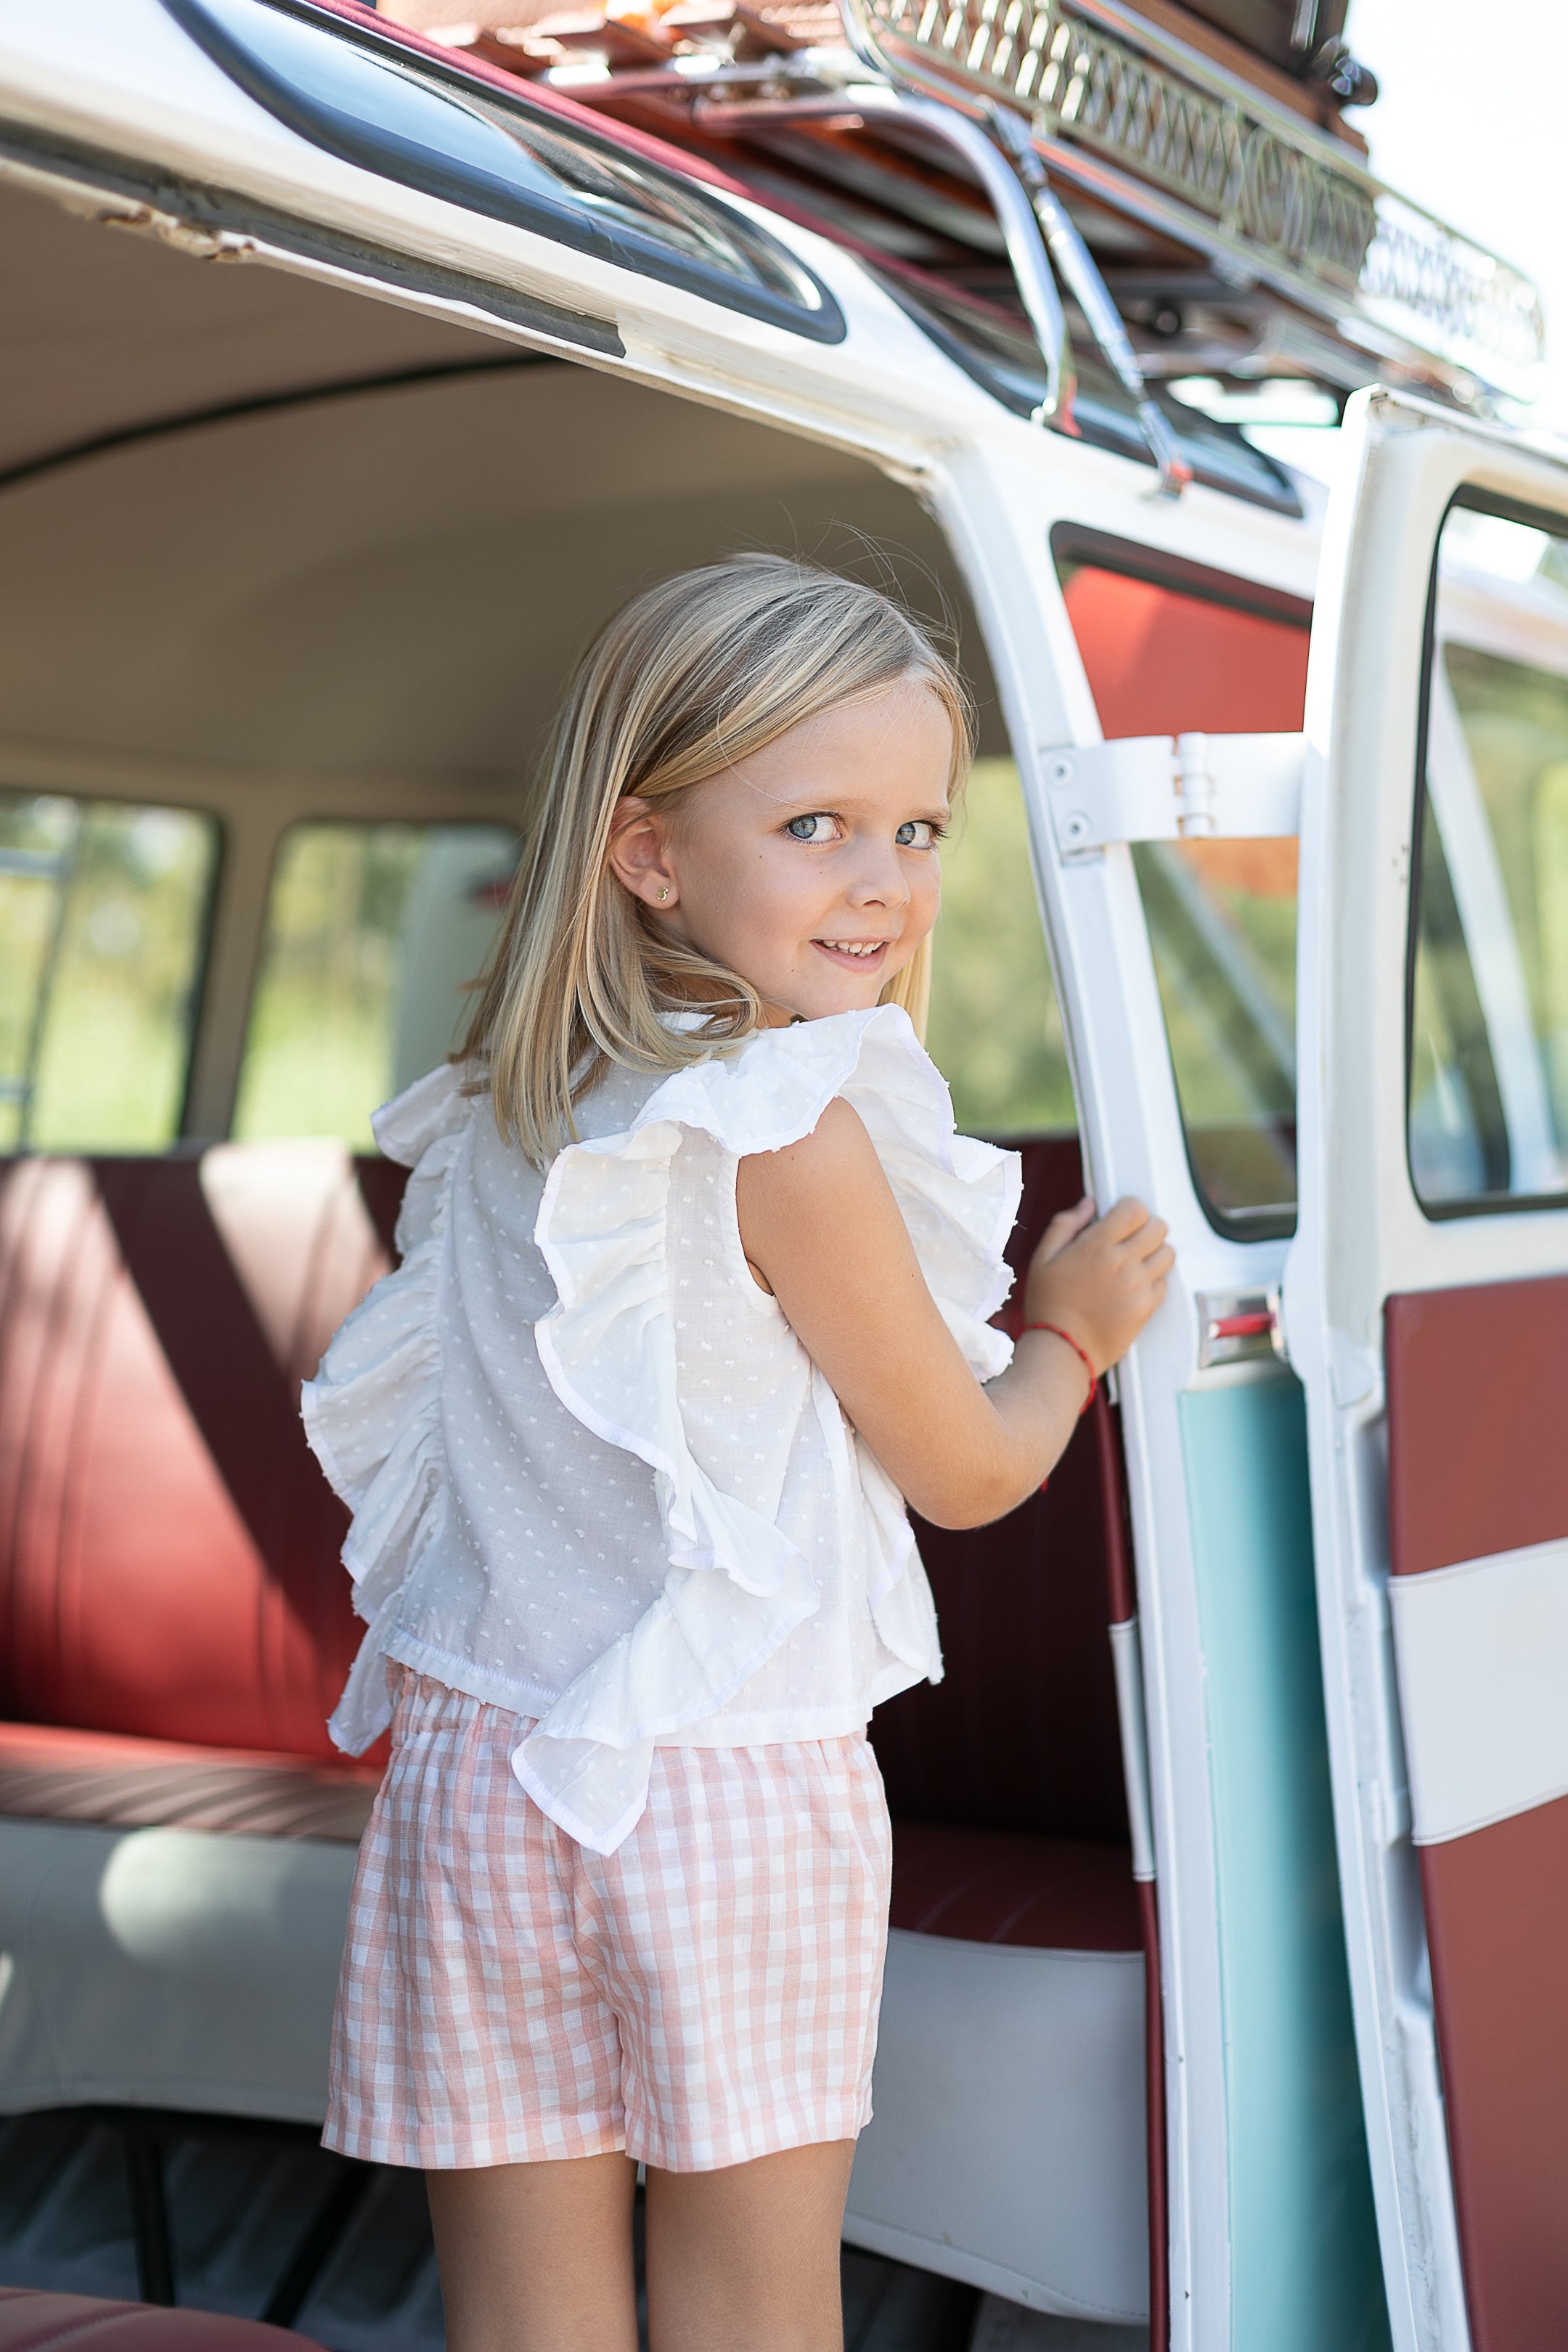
[371,1059,475,1169]
[544,1006,1023,1379]
[620,1003,955,1163]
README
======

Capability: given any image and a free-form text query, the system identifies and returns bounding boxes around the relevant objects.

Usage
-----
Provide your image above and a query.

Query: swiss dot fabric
[303,1004,1021,1853]
[324,1672,893,2171]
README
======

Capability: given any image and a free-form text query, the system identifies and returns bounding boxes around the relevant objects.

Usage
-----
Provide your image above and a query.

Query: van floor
[0,2111,1146,2351]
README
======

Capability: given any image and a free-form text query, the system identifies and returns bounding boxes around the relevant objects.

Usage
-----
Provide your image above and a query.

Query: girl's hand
[736,1109,1175,1529]
[1022,1194,1172,1375]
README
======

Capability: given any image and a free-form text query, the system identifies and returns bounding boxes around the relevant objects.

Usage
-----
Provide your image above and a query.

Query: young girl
[304,555,1171,2352]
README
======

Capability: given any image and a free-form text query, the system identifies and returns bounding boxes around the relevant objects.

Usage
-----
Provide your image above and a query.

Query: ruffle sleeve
[518,1004,1021,1853]
[300,1062,472,1756]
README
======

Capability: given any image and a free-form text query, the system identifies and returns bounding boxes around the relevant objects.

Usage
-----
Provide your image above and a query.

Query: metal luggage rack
[845,0,1544,405]
[412,0,1544,460]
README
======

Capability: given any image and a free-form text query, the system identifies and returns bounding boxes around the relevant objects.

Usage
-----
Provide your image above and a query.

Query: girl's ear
[606,795,679,910]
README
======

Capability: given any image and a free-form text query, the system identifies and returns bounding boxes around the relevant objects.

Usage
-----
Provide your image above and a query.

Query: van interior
[0,164,1309,2347]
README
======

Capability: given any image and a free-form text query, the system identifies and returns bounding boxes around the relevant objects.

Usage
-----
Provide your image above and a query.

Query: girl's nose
[846,841,910,907]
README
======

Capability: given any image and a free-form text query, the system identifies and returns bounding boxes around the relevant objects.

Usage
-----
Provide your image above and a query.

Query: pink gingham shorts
[323,1672,893,2172]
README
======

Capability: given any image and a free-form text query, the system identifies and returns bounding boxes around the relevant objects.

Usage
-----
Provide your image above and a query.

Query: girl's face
[608,677,954,1024]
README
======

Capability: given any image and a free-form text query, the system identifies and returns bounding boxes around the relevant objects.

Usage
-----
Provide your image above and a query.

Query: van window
[234,821,518,1148]
[0,792,219,1153]
[926,757,1074,1137]
[171,0,843,346]
[1054,536,1310,1238]
[1408,499,1568,1213]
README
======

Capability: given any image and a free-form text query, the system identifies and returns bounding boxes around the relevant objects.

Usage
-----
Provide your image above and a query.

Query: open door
[1289,389,1568,2352]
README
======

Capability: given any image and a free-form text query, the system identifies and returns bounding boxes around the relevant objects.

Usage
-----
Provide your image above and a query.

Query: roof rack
[401,0,1545,417]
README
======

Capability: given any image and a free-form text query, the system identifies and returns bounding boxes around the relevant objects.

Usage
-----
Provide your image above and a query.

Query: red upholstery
[0,1148,401,1763]
[0,1721,380,1842]
[871,1136,1138,1953]
[0,2290,314,2350]
[890,1821,1139,1950]
[0,1135,1137,1970]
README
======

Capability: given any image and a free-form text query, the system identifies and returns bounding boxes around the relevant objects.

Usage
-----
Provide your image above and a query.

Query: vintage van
[0,2,1562,2348]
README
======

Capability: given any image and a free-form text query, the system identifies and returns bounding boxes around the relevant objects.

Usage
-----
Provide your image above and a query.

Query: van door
[1287,388,1568,2352]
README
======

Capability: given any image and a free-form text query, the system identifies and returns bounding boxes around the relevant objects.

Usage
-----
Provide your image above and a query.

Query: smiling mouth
[812,939,890,966]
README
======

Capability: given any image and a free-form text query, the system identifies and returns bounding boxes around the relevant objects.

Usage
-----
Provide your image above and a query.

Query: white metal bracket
[1041,732,1305,857]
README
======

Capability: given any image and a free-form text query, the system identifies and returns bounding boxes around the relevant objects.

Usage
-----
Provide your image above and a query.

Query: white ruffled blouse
[303,1004,1021,1853]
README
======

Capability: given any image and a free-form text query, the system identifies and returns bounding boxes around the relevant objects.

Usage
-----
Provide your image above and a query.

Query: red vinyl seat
[889,1822,1139,1951]
[0,1146,403,1764]
[846,1136,1148,2323]
[870,1135,1138,1957]
[0,2290,313,2350]
[0,1722,379,1844]
[0,1130,1140,2230]
[0,1144,403,2126]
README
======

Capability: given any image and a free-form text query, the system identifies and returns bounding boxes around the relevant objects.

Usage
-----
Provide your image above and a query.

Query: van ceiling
[0,176,1003,789]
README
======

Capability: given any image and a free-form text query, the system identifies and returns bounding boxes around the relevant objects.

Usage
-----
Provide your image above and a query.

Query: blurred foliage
[234,824,425,1150]
[0,793,216,1151]
[234,822,515,1147]
[1133,834,1298,1225]
[926,757,1075,1136]
[1443,644,1568,1146]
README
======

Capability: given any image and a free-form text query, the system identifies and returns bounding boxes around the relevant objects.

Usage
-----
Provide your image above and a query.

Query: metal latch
[1042,733,1306,857]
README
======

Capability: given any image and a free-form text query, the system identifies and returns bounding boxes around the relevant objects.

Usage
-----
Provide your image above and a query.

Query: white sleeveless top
[303,1004,1021,1853]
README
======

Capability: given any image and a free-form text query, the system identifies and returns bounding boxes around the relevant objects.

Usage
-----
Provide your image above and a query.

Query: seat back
[0,1147,403,1758]
[870,1137,1130,1845]
[1,1132,1127,1818]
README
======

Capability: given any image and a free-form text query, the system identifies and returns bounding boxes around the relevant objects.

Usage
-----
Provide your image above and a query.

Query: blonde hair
[461,553,973,1163]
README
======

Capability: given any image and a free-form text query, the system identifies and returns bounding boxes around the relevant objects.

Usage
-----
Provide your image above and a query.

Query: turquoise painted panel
[1180,1378,1389,2352]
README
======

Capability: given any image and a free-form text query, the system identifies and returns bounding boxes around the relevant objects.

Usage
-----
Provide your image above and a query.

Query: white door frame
[1286,385,1568,2352]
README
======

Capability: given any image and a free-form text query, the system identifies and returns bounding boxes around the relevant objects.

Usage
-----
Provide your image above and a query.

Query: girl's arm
[736,1098,1172,1529]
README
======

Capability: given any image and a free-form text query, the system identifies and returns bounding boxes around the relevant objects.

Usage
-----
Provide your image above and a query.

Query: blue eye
[785,814,836,842]
[897,820,938,848]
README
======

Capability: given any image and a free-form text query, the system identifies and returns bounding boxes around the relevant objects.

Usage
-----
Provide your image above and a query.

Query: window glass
[169,0,843,343]
[926,757,1074,1136]
[1408,499,1568,1212]
[234,821,518,1147]
[1058,551,1310,1237]
[0,793,218,1153]
[874,272,1302,518]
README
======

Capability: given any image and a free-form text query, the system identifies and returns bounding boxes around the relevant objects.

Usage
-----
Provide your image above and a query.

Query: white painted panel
[0,1818,351,2118]
[845,1927,1148,2324]
[1388,1535,1568,1845]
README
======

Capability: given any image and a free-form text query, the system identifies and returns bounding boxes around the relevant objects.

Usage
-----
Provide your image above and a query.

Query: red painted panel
[1387,1273,1568,2351]
[1419,1799,1568,2352]
[1061,565,1310,739]
[1386,1278,1568,1577]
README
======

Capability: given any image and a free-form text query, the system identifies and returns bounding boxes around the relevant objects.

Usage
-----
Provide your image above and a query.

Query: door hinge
[1042,733,1305,856]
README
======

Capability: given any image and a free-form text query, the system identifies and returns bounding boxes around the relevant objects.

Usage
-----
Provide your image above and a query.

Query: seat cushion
[848,1927,1147,2321]
[0,2290,310,2349]
[890,1821,1139,1951]
[872,1137,1132,1850]
[0,1816,354,2124]
[0,1723,380,1843]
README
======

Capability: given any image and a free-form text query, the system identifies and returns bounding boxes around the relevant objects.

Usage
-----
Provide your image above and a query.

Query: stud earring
[656,886,671,902]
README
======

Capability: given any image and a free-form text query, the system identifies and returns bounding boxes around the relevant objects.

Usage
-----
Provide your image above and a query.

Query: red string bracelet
[1022,1321,1098,1415]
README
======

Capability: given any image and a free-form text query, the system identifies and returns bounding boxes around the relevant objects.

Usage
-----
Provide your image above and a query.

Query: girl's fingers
[1098,1196,1151,1241]
[1037,1196,1096,1262]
